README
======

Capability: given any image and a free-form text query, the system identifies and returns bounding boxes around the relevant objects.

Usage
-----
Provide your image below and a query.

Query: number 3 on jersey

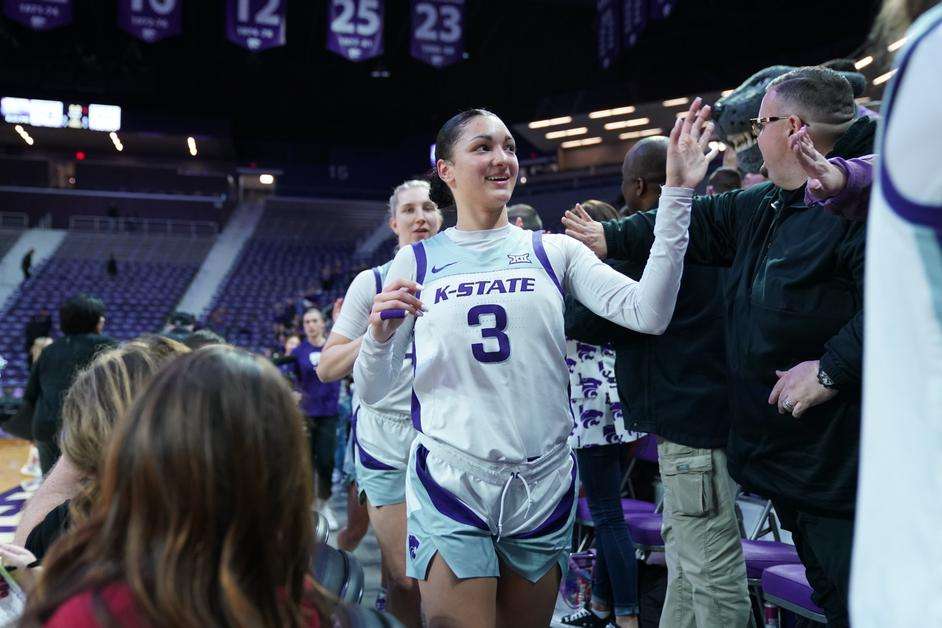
[468,304,510,363]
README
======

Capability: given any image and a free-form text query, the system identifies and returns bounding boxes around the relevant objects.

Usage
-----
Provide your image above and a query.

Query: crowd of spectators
[0,1,938,625]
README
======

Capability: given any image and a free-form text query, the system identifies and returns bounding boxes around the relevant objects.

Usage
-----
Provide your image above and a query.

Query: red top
[46,582,322,627]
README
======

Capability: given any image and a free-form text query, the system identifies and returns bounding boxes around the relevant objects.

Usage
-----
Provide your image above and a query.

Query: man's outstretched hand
[562,203,608,258]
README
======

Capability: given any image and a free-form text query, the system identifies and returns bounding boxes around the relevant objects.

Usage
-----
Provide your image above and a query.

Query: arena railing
[68,215,218,237]
[0,211,28,229]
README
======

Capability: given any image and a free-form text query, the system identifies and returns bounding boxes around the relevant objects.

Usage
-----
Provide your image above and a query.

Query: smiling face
[389,185,442,247]
[437,114,519,217]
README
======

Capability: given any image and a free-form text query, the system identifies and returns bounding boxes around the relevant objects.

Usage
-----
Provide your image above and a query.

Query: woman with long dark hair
[19,346,332,627]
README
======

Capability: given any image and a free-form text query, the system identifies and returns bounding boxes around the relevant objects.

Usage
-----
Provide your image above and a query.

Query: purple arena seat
[633,434,659,463]
[206,203,394,355]
[0,235,210,386]
[625,511,663,550]
[576,497,656,525]
[740,539,801,581]
[761,563,827,623]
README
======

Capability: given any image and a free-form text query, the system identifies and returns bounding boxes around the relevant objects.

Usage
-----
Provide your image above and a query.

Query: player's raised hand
[368,278,425,342]
[666,97,720,189]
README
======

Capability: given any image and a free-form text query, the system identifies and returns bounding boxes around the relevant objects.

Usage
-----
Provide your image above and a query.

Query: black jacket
[602,117,875,517]
[25,333,116,443]
[24,315,52,353]
[565,212,729,449]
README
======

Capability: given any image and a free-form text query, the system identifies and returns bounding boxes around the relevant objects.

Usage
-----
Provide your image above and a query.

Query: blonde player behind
[316,179,442,628]
[353,99,718,628]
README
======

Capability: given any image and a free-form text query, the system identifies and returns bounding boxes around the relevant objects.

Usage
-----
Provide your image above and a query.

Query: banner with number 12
[226,0,286,51]
[410,0,465,69]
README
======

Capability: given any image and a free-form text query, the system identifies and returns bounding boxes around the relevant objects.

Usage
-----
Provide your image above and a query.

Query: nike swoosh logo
[431,261,459,274]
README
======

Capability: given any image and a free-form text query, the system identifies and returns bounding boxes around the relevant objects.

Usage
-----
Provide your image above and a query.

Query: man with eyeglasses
[563,66,875,628]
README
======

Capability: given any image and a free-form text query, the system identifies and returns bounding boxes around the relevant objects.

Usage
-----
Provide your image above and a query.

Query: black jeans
[308,415,339,500]
[576,444,640,617]
[772,501,854,628]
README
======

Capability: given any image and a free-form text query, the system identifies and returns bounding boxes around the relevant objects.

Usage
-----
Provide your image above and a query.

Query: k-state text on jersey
[433,277,537,304]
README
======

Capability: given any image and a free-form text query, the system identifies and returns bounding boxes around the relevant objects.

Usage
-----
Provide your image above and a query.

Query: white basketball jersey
[410,227,569,463]
[365,260,415,418]
[852,7,942,626]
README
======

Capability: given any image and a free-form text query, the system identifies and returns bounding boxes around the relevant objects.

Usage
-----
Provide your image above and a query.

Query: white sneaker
[20,447,41,478]
[20,477,41,491]
[320,503,340,531]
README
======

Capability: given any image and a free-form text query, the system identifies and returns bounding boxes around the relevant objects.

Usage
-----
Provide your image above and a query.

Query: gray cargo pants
[657,439,753,628]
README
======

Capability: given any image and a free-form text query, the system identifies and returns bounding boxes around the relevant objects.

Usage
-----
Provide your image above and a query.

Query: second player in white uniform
[317,179,441,628]
[354,102,718,628]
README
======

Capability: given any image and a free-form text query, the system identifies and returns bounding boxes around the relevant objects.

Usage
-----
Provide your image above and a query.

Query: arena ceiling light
[603,117,650,131]
[662,97,689,107]
[13,124,34,145]
[259,174,275,185]
[873,69,897,86]
[187,136,198,157]
[528,116,572,129]
[589,105,635,119]
[887,37,907,52]
[109,131,123,152]
[545,127,588,140]
[560,137,602,149]
[708,141,727,152]
[854,56,874,70]
[619,128,664,140]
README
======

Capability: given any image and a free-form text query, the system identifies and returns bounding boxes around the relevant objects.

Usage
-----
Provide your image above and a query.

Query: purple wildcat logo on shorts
[408,534,420,559]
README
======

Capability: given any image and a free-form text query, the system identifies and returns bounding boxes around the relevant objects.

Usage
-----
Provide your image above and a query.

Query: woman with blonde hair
[8,336,189,564]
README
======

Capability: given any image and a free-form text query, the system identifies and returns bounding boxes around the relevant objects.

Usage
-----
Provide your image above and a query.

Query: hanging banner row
[597,0,674,69]
[3,0,466,67]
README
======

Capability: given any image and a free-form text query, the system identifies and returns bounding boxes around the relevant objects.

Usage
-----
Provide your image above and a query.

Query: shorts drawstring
[496,471,533,541]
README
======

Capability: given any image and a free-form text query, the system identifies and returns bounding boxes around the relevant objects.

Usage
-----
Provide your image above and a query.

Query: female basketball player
[316,179,442,627]
[354,99,716,628]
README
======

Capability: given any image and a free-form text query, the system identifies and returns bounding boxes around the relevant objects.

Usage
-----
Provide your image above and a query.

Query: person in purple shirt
[789,124,874,221]
[291,308,341,510]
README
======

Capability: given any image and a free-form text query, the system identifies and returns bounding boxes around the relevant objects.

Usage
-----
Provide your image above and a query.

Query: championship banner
[409,0,465,69]
[3,0,71,31]
[118,0,182,43]
[326,0,384,62]
[649,0,674,20]
[226,0,286,51]
[622,0,647,48]
[596,0,620,69]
